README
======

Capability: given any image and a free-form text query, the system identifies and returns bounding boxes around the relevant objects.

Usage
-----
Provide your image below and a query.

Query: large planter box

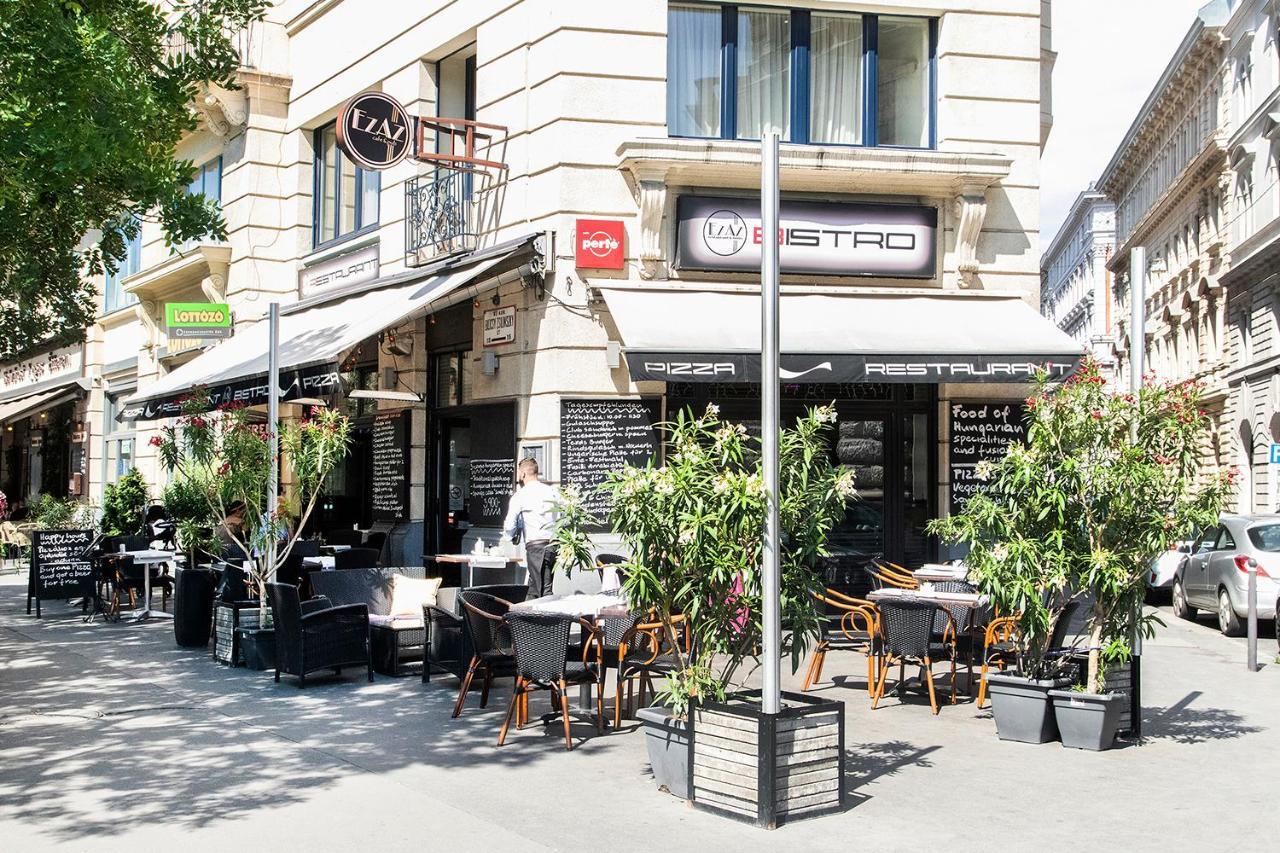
[690,691,844,829]
[635,706,690,799]
[986,674,1068,744]
[213,601,261,665]
[1049,689,1126,751]
[237,627,276,671]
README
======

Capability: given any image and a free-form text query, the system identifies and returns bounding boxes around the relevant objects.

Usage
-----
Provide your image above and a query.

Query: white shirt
[502,479,559,543]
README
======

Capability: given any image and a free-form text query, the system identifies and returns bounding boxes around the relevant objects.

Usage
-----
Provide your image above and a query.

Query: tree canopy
[0,0,266,360]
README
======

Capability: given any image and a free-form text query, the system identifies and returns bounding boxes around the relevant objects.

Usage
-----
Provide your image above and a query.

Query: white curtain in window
[737,9,790,140]
[667,5,721,137]
[810,14,862,144]
[877,17,929,147]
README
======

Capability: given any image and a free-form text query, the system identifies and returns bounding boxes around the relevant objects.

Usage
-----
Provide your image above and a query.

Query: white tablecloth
[303,556,336,571]
[511,591,630,618]
[122,549,175,565]
[913,562,969,582]
[868,587,986,606]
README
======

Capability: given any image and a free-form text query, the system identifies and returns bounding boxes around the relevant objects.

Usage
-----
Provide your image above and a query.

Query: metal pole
[760,132,781,716]
[1128,247,1146,736]
[1246,559,1258,672]
[267,303,280,582]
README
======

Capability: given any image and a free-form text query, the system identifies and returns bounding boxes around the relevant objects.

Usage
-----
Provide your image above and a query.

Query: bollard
[1246,558,1258,673]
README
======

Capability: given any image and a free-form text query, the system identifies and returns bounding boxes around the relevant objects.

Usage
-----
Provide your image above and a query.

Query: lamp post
[1128,247,1146,738]
[267,302,280,579]
[760,131,781,716]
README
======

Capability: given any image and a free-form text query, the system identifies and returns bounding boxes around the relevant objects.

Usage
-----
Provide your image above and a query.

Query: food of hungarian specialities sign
[560,398,661,520]
[26,529,95,618]
[336,91,413,170]
[469,458,515,525]
[370,410,410,522]
[164,302,232,340]
[948,402,1027,514]
[676,195,937,279]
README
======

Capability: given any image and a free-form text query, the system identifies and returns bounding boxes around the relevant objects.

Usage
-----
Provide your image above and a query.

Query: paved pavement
[1,571,1277,852]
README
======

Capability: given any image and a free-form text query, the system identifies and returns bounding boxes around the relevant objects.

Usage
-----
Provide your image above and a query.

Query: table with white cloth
[912,562,969,584]
[302,556,336,571]
[119,549,177,621]
[427,553,526,588]
[510,591,632,708]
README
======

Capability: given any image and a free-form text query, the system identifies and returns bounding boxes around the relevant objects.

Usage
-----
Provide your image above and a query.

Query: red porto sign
[575,219,625,269]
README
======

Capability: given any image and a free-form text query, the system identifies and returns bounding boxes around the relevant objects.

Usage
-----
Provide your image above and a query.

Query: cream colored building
[1039,188,1117,367]
[1,1,1070,568]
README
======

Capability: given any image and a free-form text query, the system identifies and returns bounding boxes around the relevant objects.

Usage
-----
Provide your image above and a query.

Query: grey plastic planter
[635,706,689,799]
[986,673,1068,744]
[1049,690,1126,751]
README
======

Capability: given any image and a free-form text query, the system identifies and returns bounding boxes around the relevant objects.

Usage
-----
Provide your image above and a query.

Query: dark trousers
[525,540,558,600]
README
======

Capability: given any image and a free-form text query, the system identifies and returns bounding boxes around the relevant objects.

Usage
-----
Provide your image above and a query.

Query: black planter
[986,673,1069,744]
[236,627,276,671]
[173,567,215,647]
[635,706,690,799]
[1049,690,1126,750]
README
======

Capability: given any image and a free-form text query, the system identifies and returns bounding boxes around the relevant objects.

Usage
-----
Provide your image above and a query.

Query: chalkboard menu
[26,529,95,618]
[470,458,515,525]
[561,398,662,519]
[371,410,410,522]
[949,401,1026,514]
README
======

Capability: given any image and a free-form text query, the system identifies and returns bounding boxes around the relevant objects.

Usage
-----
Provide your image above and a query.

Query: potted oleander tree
[930,361,1229,748]
[555,404,854,816]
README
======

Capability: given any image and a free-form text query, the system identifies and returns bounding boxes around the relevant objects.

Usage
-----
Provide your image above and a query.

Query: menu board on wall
[26,529,95,618]
[469,458,515,525]
[370,410,410,522]
[561,398,662,520]
[949,401,1026,514]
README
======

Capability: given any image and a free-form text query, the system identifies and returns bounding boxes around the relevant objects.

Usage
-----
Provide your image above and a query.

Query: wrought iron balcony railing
[406,170,476,260]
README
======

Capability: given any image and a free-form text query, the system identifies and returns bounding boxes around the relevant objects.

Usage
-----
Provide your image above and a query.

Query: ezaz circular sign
[336,91,412,170]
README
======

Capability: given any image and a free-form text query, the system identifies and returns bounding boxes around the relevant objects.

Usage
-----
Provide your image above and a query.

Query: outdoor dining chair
[613,613,686,728]
[325,529,364,548]
[266,582,373,687]
[865,560,920,591]
[452,591,517,718]
[497,611,603,751]
[803,588,880,696]
[931,579,982,692]
[872,597,958,715]
[335,547,381,570]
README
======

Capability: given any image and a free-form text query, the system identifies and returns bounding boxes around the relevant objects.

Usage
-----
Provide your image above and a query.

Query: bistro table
[426,553,526,588]
[913,562,970,584]
[510,590,632,709]
[120,549,177,621]
[302,556,336,571]
[868,586,985,607]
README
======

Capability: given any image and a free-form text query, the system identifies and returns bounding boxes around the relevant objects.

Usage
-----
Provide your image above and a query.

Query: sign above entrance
[299,243,380,296]
[164,303,232,340]
[676,196,937,279]
[575,219,625,269]
[624,353,1080,384]
[336,91,413,170]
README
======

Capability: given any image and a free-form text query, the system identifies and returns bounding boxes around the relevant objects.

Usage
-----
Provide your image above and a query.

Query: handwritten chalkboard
[27,528,95,617]
[561,398,661,520]
[470,458,515,524]
[949,401,1026,514]
[371,410,410,522]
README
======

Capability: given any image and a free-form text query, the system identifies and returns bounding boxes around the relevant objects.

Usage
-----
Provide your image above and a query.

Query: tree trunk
[1086,605,1106,694]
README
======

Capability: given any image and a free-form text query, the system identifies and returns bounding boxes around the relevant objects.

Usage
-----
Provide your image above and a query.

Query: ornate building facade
[1040,188,1117,371]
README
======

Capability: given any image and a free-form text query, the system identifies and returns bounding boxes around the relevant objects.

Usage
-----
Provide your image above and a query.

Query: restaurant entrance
[428,401,517,555]
[666,383,937,571]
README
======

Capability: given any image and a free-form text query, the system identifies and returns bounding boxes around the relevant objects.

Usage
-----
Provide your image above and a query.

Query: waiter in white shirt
[502,457,560,599]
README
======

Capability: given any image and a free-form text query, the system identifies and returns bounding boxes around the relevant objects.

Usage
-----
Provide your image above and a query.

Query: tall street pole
[1127,246,1146,738]
[267,302,280,581]
[760,132,781,715]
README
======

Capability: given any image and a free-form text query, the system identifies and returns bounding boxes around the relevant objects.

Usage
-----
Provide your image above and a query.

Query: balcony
[405,170,477,264]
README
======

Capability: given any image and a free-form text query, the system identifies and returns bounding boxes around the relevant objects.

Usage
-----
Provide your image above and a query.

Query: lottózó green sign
[164,302,232,340]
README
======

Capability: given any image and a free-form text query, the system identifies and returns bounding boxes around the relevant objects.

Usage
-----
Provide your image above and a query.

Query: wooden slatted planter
[689,690,845,828]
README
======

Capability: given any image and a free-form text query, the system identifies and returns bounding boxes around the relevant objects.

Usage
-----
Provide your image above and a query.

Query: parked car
[1147,540,1194,594]
[1172,514,1280,636]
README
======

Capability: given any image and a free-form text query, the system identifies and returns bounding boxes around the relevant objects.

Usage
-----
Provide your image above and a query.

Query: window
[103,227,141,314]
[1214,526,1236,551]
[187,157,222,206]
[1247,522,1280,551]
[313,123,380,248]
[667,4,935,148]
[102,392,136,485]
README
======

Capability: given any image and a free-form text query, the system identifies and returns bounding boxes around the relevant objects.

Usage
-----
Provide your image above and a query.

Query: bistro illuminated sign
[676,196,937,279]
[336,91,413,170]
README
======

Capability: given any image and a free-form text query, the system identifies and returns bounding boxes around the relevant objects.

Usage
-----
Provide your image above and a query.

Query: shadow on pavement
[1143,690,1265,744]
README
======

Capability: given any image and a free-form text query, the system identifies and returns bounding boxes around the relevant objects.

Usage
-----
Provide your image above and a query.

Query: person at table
[502,457,560,600]
[215,501,248,561]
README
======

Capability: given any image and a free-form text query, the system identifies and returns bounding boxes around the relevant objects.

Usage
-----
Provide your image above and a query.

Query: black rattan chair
[452,591,517,717]
[326,529,364,548]
[803,588,880,696]
[613,614,685,728]
[932,580,980,691]
[872,597,957,715]
[335,547,381,570]
[363,531,387,557]
[267,582,372,687]
[498,611,603,750]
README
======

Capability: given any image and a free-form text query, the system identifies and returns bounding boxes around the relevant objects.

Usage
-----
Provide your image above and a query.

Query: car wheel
[1172,580,1196,621]
[1217,589,1244,637]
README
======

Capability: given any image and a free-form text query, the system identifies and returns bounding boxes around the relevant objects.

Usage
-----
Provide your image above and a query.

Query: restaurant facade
[1,0,1074,566]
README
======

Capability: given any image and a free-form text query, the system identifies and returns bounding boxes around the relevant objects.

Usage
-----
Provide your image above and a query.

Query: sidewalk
[1,572,1276,852]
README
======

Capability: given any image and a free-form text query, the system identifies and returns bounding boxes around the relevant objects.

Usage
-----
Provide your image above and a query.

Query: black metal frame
[405,169,476,258]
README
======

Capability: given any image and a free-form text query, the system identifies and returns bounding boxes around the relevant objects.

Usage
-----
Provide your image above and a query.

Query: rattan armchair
[866,560,920,591]
[498,611,603,750]
[803,588,880,696]
[452,591,517,718]
[872,597,957,715]
[266,583,373,687]
[613,613,686,728]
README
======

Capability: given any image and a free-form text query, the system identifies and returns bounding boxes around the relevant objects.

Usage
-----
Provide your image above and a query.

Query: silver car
[1173,514,1280,636]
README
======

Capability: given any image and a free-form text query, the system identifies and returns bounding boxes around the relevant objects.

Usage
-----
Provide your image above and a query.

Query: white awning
[124,249,519,420]
[602,288,1084,383]
[0,384,82,425]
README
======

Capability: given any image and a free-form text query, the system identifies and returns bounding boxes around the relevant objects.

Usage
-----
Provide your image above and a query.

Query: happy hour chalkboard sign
[948,401,1026,514]
[469,458,515,525]
[26,529,95,618]
[371,410,410,522]
[560,398,661,520]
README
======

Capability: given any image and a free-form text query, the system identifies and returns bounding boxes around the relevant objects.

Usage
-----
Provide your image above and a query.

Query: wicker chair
[325,529,364,548]
[872,597,957,715]
[335,547,381,570]
[497,611,603,750]
[613,614,686,728]
[865,560,920,591]
[452,591,517,718]
[803,588,880,696]
[266,583,372,687]
[423,584,530,684]
[931,579,981,691]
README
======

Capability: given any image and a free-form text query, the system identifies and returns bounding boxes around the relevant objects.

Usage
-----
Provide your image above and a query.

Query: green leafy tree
[0,0,267,358]
[100,468,149,536]
[554,404,855,717]
[930,361,1231,693]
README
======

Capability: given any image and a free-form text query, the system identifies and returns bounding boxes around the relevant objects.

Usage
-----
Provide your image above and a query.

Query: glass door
[829,417,888,563]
